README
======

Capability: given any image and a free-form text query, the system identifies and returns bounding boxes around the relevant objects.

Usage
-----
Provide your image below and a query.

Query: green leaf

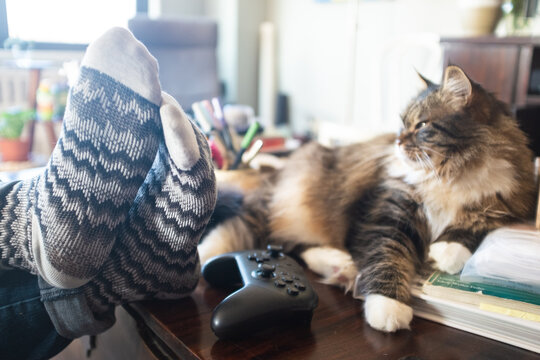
[0,109,34,139]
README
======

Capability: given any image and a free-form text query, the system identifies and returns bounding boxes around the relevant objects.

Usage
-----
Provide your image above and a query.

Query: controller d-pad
[252,263,275,279]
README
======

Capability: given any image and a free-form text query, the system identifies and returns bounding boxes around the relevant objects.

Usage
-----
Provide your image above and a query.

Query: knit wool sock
[82,93,216,315]
[0,28,162,288]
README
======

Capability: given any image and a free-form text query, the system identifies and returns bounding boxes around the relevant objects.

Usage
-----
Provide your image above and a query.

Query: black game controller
[202,245,319,339]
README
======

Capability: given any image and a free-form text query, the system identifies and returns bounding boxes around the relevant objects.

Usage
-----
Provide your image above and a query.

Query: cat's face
[395,66,499,179]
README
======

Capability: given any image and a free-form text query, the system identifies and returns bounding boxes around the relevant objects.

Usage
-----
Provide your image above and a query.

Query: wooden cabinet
[440,36,540,155]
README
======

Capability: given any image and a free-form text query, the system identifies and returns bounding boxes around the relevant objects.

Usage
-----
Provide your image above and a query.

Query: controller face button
[281,275,294,283]
[294,282,306,291]
[287,287,299,296]
[274,280,286,287]
[247,253,258,261]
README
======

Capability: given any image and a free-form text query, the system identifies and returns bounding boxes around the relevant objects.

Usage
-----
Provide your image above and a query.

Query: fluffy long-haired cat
[198,66,537,332]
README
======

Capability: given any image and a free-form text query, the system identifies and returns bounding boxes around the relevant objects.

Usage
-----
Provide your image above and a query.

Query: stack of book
[411,226,540,353]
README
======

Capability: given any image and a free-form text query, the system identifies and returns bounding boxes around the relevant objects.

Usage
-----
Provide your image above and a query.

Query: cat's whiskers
[418,150,442,182]
[419,145,447,159]
[427,156,442,183]
[414,153,429,173]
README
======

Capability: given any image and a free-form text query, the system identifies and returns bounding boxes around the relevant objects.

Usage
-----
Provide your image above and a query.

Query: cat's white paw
[300,247,358,293]
[429,241,472,274]
[364,294,413,332]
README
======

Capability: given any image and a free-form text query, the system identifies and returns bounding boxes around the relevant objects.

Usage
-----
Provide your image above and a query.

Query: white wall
[236,1,269,108]
[206,0,268,109]
[149,0,467,139]
[268,0,358,135]
[268,0,464,139]
[205,0,240,105]
[350,0,458,139]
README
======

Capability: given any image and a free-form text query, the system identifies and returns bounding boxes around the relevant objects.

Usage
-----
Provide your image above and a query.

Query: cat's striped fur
[199,66,537,332]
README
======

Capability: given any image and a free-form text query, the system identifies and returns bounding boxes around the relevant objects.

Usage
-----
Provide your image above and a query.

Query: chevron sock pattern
[0,28,162,288]
[82,120,216,315]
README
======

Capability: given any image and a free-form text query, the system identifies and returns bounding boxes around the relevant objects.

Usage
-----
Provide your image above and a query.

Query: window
[0,0,148,50]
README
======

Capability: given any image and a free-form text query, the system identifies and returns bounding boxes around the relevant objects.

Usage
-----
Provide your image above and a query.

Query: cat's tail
[202,187,245,237]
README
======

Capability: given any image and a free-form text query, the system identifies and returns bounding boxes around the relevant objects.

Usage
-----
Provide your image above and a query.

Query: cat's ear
[416,70,436,89]
[442,66,472,107]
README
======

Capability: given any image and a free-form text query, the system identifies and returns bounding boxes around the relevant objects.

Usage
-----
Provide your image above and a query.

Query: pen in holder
[211,98,236,153]
[242,139,263,166]
[191,98,264,171]
[230,121,260,170]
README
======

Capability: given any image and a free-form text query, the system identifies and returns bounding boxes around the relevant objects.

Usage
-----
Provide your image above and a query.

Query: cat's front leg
[360,271,415,332]
[300,245,414,331]
[429,228,483,274]
[352,235,418,332]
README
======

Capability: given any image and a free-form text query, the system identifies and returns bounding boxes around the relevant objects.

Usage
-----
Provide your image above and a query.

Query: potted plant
[503,0,539,34]
[0,109,34,161]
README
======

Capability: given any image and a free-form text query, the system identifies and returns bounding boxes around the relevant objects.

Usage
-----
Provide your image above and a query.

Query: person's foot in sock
[80,93,216,318]
[0,28,162,288]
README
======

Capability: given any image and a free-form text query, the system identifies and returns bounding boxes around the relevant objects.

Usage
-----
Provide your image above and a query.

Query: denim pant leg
[38,276,116,339]
[0,270,72,360]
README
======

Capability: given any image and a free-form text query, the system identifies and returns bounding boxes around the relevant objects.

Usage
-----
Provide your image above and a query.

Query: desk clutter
[190,97,302,171]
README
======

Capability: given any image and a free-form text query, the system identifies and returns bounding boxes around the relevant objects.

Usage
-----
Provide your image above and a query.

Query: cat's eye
[415,121,427,130]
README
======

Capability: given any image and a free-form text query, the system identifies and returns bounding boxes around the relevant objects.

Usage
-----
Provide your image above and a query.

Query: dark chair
[128,15,220,110]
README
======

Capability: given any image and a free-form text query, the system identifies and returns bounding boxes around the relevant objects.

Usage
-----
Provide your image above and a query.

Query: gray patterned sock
[0,28,162,288]
[82,93,216,314]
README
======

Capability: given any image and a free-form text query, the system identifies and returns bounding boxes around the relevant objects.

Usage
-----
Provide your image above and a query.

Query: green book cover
[425,271,540,307]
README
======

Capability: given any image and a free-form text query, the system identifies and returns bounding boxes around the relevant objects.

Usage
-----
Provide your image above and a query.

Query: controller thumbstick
[266,244,284,258]
[258,263,275,277]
